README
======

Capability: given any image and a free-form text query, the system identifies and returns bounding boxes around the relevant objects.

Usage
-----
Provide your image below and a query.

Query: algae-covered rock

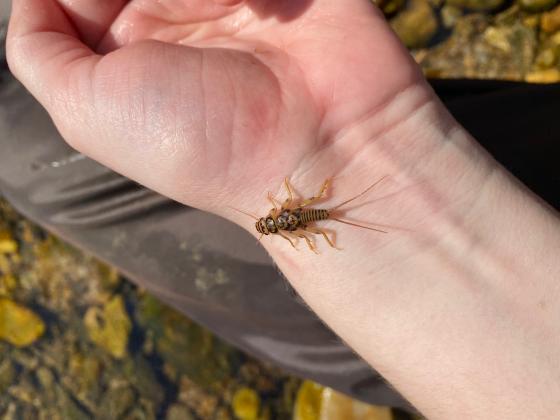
[374,0,406,15]
[293,381,324,420]
[419,14,537,79]
[0,359,16,393]
[525,67,560,81]
[441,5,463,28]
[84,295,131,359]
[535,47,558,67]
[390,0,438,48]
[541,4,560,32]
[56,385,91,420]
[137,294,237,387]
[166,404,195,420]
[99,383,135,419]
[177,375,219,418]
[446,0,506,10]
[519,0,558,12]
[320,387,394,419]
[232,387,260,420]
[0,230,18,254]
[0,298,45,347]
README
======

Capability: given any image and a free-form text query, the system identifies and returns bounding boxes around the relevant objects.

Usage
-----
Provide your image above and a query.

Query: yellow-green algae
[84,295,132,359]
[0,298,45,347]
[232,387,260,420]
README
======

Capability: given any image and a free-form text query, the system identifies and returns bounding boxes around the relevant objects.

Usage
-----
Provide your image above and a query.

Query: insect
[231,176,387,253]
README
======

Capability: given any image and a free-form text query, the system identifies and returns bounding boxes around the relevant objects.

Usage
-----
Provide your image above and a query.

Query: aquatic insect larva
[231,176,387,252]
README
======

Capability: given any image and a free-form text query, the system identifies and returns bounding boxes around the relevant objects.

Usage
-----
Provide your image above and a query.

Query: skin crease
[7,0,560,418]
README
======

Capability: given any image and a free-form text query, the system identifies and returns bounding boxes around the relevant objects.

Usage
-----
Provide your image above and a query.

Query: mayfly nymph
[232,176,387,253]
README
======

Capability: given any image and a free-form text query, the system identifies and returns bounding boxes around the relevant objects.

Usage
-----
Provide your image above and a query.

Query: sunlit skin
[7,1,560,419]
[7,0,423,215]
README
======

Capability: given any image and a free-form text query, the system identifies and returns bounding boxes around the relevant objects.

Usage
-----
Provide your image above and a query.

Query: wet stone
[374,0,406,15]
[56,385,91,420]
[446,0,506,11]
[99,383,136,419]
[84,295,131,359]
[166,404,195,420]
[525,67,560,81]
[232,387,260,420]
[0,298,45,347]
[541,4,560,32]
[0,229,18,254]
[390,0,438,48]
[0,358,16,393]
[519,0,558,12]
[419,14,538,80]
[293,381,324,420]
[535,47,558,67]
[441,5,463,28]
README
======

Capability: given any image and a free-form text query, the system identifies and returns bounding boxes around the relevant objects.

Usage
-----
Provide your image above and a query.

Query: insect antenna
[227,205,259,220]
[332,218,387,233]
[330,175,387,211]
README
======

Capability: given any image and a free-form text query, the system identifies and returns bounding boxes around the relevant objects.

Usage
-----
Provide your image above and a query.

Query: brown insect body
[246,177,387,252]
[256,208,329,236]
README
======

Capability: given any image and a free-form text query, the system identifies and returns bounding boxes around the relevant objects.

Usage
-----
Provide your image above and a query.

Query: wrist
[261,80,560,418]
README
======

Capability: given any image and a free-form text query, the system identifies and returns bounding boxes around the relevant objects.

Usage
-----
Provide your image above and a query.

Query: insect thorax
[275,208,303,232]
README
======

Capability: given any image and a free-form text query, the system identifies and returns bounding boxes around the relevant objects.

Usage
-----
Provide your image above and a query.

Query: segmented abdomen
[300,209,329,224]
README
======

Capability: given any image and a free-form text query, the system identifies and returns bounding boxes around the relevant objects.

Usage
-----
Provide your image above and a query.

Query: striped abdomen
[300,208,329,224]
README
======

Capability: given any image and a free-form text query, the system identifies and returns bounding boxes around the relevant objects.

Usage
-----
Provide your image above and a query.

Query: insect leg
[267,192,281,210]
[305,227,338,249]
[283,178,295,207]
[277,231,298,249]
[300,178,330,207]
[295,231,318,254]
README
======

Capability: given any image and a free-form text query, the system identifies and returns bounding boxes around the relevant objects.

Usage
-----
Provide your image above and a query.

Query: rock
[166,404,195,420]
[419,15,537,80]
[36,366,56,402]
[0,298,45,347]
[232,387,260,420]
[0,230,18,254]
[99,383,136,419]
[84,295,131,359]
[446,0,506,11]
[390,0,438,49]
[123,355,165,407]
[319,387,393,420]
[519,0,558,12]
[525,68,560,82]
[541,4,560,32]
[177,375,219,419]
[0,359,16,393]
[137,294,238,387]
[0,274,17,297]
[374,0,406,15]
[535,47,558,67]
[441,5,463,28]
[56,385,91,420]
[293,381,323,420]
[67,352,102,405]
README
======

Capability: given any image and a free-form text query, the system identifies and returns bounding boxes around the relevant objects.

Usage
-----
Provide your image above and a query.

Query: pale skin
[6,0,560,418]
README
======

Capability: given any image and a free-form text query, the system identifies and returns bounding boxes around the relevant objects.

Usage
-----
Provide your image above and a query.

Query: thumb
[7,0,100,120]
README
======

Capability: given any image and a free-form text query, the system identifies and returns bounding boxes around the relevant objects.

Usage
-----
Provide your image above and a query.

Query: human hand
[7,0,431,223]
[8,2,560,419]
